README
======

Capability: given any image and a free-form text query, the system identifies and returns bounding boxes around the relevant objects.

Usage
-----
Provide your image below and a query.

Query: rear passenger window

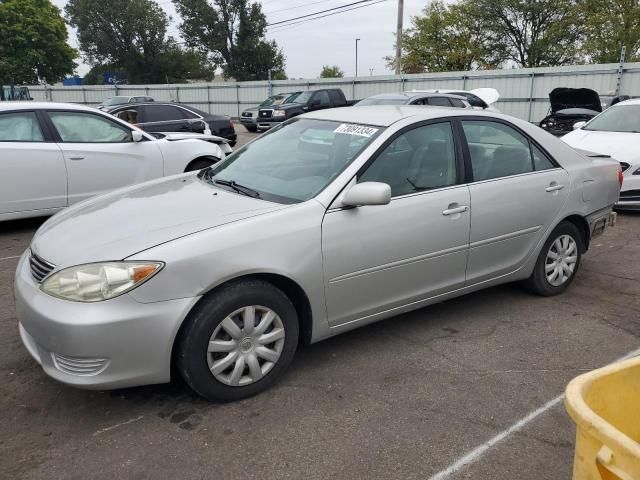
[359,122,457,197]
[450,98,465,108]
[0,112,44,142]
[428,97,452,107]
[462,121,554,181]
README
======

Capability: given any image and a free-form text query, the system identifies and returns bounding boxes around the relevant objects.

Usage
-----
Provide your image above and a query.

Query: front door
[46,110,163,204]
[460,120,570,284]
[322,121,471,326]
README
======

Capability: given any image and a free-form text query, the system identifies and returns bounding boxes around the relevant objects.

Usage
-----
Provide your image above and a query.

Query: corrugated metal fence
[27,62,640,123]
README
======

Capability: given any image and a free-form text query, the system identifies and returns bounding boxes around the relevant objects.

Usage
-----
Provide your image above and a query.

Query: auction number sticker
[333,124,379,137]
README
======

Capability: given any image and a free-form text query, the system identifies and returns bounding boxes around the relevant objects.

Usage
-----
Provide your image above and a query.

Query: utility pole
[355,38,360,77]
[395,0,404,75]
[369,68,374,76]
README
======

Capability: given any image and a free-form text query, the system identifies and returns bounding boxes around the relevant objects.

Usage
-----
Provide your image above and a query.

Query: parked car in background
[410,88,500,112]
[15,106,619,402]
[97,95,154,110]
[0,102,230,221]
[0,83,32,101]
[356,92,471,108]
[240,92,300,132]
[563,98,640,210]
[108,102,237,146]
[539,88,603,136]
[256,88,356,130]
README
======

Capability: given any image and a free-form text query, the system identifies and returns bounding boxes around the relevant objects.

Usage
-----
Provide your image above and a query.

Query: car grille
[52,353,109,376]
[619,190,640,202]
[258,109,273,119]
[241,112,253,118]
[30,252,55,282]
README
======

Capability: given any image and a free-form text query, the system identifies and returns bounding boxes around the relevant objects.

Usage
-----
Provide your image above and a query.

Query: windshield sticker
[333,124,379,137]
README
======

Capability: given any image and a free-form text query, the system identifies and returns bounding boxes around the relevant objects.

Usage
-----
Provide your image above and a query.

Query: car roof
[303,105,498,127]
[0,102,99,112]
[612,98,640,106]
[365,92,466,101]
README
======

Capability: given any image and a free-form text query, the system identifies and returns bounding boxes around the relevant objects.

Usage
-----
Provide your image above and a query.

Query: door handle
[545,184,564,192]
[442,205,468,216]
[68,156,85,161]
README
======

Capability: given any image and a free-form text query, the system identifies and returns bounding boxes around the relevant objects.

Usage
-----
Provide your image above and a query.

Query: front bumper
[14,251,199,390]
[256,118,284,130]
[617,175,640,210]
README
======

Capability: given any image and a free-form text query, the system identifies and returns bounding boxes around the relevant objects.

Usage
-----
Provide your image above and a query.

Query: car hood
[549,88,602,113]
[562,129,640,163]
[470,88,500,106]
[31,175,287,267]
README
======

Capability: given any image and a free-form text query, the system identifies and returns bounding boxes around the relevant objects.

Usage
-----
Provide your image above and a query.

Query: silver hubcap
[545,234,578,287]
[207,306,285,387]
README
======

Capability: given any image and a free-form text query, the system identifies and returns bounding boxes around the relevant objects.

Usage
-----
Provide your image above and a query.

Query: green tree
[173,0,286,81]
[581,0,640,63]
[320,65,344,78]
[0,0,76,84]
[464,0,585,67]
[65,0,214,83]
[387,1,501,73]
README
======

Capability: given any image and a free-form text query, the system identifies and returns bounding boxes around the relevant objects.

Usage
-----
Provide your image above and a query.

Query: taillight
[618,164,624,190]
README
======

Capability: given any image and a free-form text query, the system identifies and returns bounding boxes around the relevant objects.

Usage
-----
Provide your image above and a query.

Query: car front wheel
[176,279,299,402]
[525,221,583,296]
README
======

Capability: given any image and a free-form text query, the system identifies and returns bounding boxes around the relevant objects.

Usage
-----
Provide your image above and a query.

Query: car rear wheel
[525,221,582,296]
[176,279,299,402]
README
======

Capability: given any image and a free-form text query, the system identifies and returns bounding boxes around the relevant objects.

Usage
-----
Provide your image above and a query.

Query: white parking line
[0,255,20,262]
[428,346,640,480]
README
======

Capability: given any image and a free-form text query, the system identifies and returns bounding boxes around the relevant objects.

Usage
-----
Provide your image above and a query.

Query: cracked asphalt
[1,127,639,479]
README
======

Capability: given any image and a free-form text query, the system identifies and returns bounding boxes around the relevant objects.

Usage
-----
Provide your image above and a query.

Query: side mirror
[342,182,391,207]
[131,130,144,142]
[573,121,586,130]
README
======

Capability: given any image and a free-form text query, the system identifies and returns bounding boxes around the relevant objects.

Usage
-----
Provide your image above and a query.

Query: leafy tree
[581,0,640,63]
[320,65,344,78]
[464,0,585,68]
[173,0,286,81]
[387,1,501,73]
[65,0,214,83]
[0,0,76,84]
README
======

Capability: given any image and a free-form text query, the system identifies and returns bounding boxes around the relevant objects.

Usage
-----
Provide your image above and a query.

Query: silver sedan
[15,106,620,402]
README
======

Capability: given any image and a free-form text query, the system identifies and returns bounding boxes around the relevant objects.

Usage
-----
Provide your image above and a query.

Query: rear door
[461,119,570,284]
[45,110,163,204]
[0,110,67,215]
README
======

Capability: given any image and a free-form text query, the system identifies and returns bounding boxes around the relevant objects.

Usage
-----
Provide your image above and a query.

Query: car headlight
[41,261,164,302]
[273,110,287,117]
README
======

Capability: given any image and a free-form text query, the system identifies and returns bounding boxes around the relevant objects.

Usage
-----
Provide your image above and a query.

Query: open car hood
[157,132,233,154]
[549,88,602,113]
[470,88,500,106]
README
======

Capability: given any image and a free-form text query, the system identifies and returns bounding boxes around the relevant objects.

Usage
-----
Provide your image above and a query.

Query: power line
[268,0,387,32]
[267,0,376,27]
[265,0,338,15]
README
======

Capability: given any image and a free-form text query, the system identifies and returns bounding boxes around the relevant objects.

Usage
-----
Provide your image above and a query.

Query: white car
[0,103,232,221]
[409,88,500,112]
[563,99,640,210]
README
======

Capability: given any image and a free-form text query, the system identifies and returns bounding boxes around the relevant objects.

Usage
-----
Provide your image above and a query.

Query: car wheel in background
[244,124,258,133]
[525,221,583,296]
[176,279,299,402]
[184,157,220,172]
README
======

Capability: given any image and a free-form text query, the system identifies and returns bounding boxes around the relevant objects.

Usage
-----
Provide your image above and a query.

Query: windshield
[287,91,314,104]
[202,118,383,203]
[357,97,407,106]
[260,93,299,107]
[101,96,129,106]
[584,105,640,133]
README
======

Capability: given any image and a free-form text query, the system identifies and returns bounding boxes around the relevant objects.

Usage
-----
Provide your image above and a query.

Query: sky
[51,0,428,79]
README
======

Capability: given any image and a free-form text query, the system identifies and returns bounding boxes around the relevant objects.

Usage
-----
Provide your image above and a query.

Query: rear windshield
[583,105,640,133]
[357,97,407,106]
[101,97,130,106]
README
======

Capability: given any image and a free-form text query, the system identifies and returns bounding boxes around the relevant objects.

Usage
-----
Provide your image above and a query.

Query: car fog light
[41,262,163,302]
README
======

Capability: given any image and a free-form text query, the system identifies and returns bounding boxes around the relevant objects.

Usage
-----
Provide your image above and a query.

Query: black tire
[525,221,583,296]
[184,157,218,172]
[244,125,258,133]
[176,279,299,402]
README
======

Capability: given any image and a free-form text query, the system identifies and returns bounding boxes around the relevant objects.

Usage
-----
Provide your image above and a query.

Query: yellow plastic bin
[565,355,640,480]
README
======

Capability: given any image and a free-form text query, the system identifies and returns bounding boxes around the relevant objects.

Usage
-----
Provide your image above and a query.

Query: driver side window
[314,91,331,107]
[48,111,132,143]
[358,122,457,197]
